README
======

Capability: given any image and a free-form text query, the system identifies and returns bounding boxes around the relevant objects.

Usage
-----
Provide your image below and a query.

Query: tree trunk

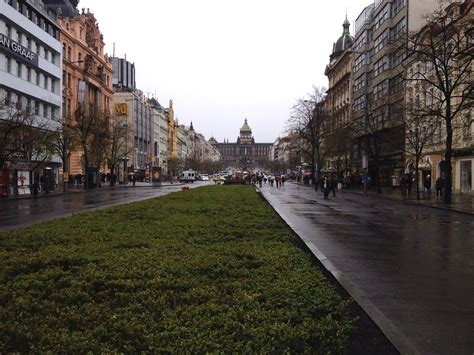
[444,106,453,204]
[415,158,420,200]
[110,166,115,187]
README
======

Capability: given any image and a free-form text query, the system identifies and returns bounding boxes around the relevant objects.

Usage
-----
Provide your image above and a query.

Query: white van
[179,170,196,183]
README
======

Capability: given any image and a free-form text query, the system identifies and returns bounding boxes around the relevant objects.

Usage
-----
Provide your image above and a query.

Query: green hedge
[0,185,354,353]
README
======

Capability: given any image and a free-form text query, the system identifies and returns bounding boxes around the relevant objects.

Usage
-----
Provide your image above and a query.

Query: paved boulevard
[260,182,474,355]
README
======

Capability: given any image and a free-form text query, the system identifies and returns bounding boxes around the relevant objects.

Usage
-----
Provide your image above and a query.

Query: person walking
[132,174,136,187]
[329,177,337,197]
[31,181,39,199]
[323,177,330,199]
[435,177,443,197]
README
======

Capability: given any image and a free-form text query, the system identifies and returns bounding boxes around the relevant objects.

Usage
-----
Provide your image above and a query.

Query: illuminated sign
[0,34,38,66]
[115,103,128,115]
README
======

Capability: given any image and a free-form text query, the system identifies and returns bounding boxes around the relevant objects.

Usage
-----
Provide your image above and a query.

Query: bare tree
[404,1,473,203]
[69,104,110,188]
[350,93,404,194]
[404,90,438,199]
[104,118,132,186]
[50,119,75,192]
[0,96,55,173]
[286,86,327,189]
[324,123,352,182]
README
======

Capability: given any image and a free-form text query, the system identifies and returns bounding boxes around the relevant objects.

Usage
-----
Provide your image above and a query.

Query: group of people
[254,174,286,188]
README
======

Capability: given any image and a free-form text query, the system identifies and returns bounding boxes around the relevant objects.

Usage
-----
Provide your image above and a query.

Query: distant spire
[343,14,350,33]
[190,121,194,131]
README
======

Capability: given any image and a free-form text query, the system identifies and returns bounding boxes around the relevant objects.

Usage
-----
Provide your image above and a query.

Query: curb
[0,183,187,203]
[257,186,420,355]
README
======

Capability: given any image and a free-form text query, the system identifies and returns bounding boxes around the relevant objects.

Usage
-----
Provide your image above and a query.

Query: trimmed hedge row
[0,185,354,353]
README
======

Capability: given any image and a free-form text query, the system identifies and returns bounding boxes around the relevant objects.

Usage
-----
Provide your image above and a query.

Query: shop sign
[0,33,38,66]
[115,103,128,115]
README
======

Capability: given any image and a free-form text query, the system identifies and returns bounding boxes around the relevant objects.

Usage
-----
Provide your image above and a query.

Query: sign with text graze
[0,33,38,66]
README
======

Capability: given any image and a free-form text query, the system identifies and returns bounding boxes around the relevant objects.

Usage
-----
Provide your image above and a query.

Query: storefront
[0,161,60,198]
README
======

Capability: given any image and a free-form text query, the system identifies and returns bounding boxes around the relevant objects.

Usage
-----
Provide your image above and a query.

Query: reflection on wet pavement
[261,183,474,355]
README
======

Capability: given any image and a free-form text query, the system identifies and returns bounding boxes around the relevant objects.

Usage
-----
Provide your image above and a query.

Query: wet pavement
[260,182,474,355]
[0,182,206,231]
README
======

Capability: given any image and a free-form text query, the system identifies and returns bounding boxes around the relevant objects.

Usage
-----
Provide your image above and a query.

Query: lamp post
[118,123,129,184]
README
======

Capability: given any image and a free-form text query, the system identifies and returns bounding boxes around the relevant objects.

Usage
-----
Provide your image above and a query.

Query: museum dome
[240,119,252,133]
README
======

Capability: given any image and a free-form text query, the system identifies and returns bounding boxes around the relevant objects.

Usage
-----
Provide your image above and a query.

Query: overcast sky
[78,0,370,143]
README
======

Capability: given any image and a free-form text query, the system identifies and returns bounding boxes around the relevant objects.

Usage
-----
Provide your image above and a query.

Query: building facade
[351,0,438,185]
[56,8,113,178]
[148,97,166,173]
[0,0,62,197]
[112,89,151,181]
[324,16,353,174]
[210,119,272,168]
[405,0,473,193]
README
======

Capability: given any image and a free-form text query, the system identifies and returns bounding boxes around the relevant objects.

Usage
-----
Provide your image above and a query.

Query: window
[62,42,66,57]
[373,29,389,54]
[44,48,49,61]
[391,17,406,41]
[67,73,71,88]
[43,104,47,118]
[36,71,40,86]
[6,25,12,38]
[374,4,390,31]
[374,56,388,77]
[392,0,406,15]
[6,57,12,73]
[373,80,388,100]
[35,101,40,115]
[44,76,48,90]
[62,70,66,87]
[27,37,31,50]
[67,46,71,61]
[16,30,22,44]
[5,91,12,105]
[51,79,55,93]
[27,67,31,82]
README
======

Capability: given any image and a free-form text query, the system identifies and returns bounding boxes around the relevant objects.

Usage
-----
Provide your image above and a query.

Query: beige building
[324,16,353,175]
[57,8,113,177]
[405,0,473,193]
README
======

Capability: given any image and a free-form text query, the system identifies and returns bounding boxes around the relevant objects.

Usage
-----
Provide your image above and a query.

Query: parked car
[201,174,210,181]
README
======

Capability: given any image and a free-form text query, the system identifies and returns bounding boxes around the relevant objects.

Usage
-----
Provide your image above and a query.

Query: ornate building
[324,16,354,174]
[210,119,272,167]
[56,7,113,176]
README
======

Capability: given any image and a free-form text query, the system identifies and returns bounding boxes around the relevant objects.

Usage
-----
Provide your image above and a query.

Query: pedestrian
[329,177,337,197]
[362,173,370,194]
[400,175,407,197]
[435,177,442,197]
[31,181,39,199]
[132,174,136,187]
[323,177,330,199]
[424,175,432,192]
[407,173,413,197]
[281,175,285,186]
[391,175,398,190]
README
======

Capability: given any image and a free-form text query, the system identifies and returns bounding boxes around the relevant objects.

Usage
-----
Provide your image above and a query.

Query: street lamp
[120,123,129,184]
